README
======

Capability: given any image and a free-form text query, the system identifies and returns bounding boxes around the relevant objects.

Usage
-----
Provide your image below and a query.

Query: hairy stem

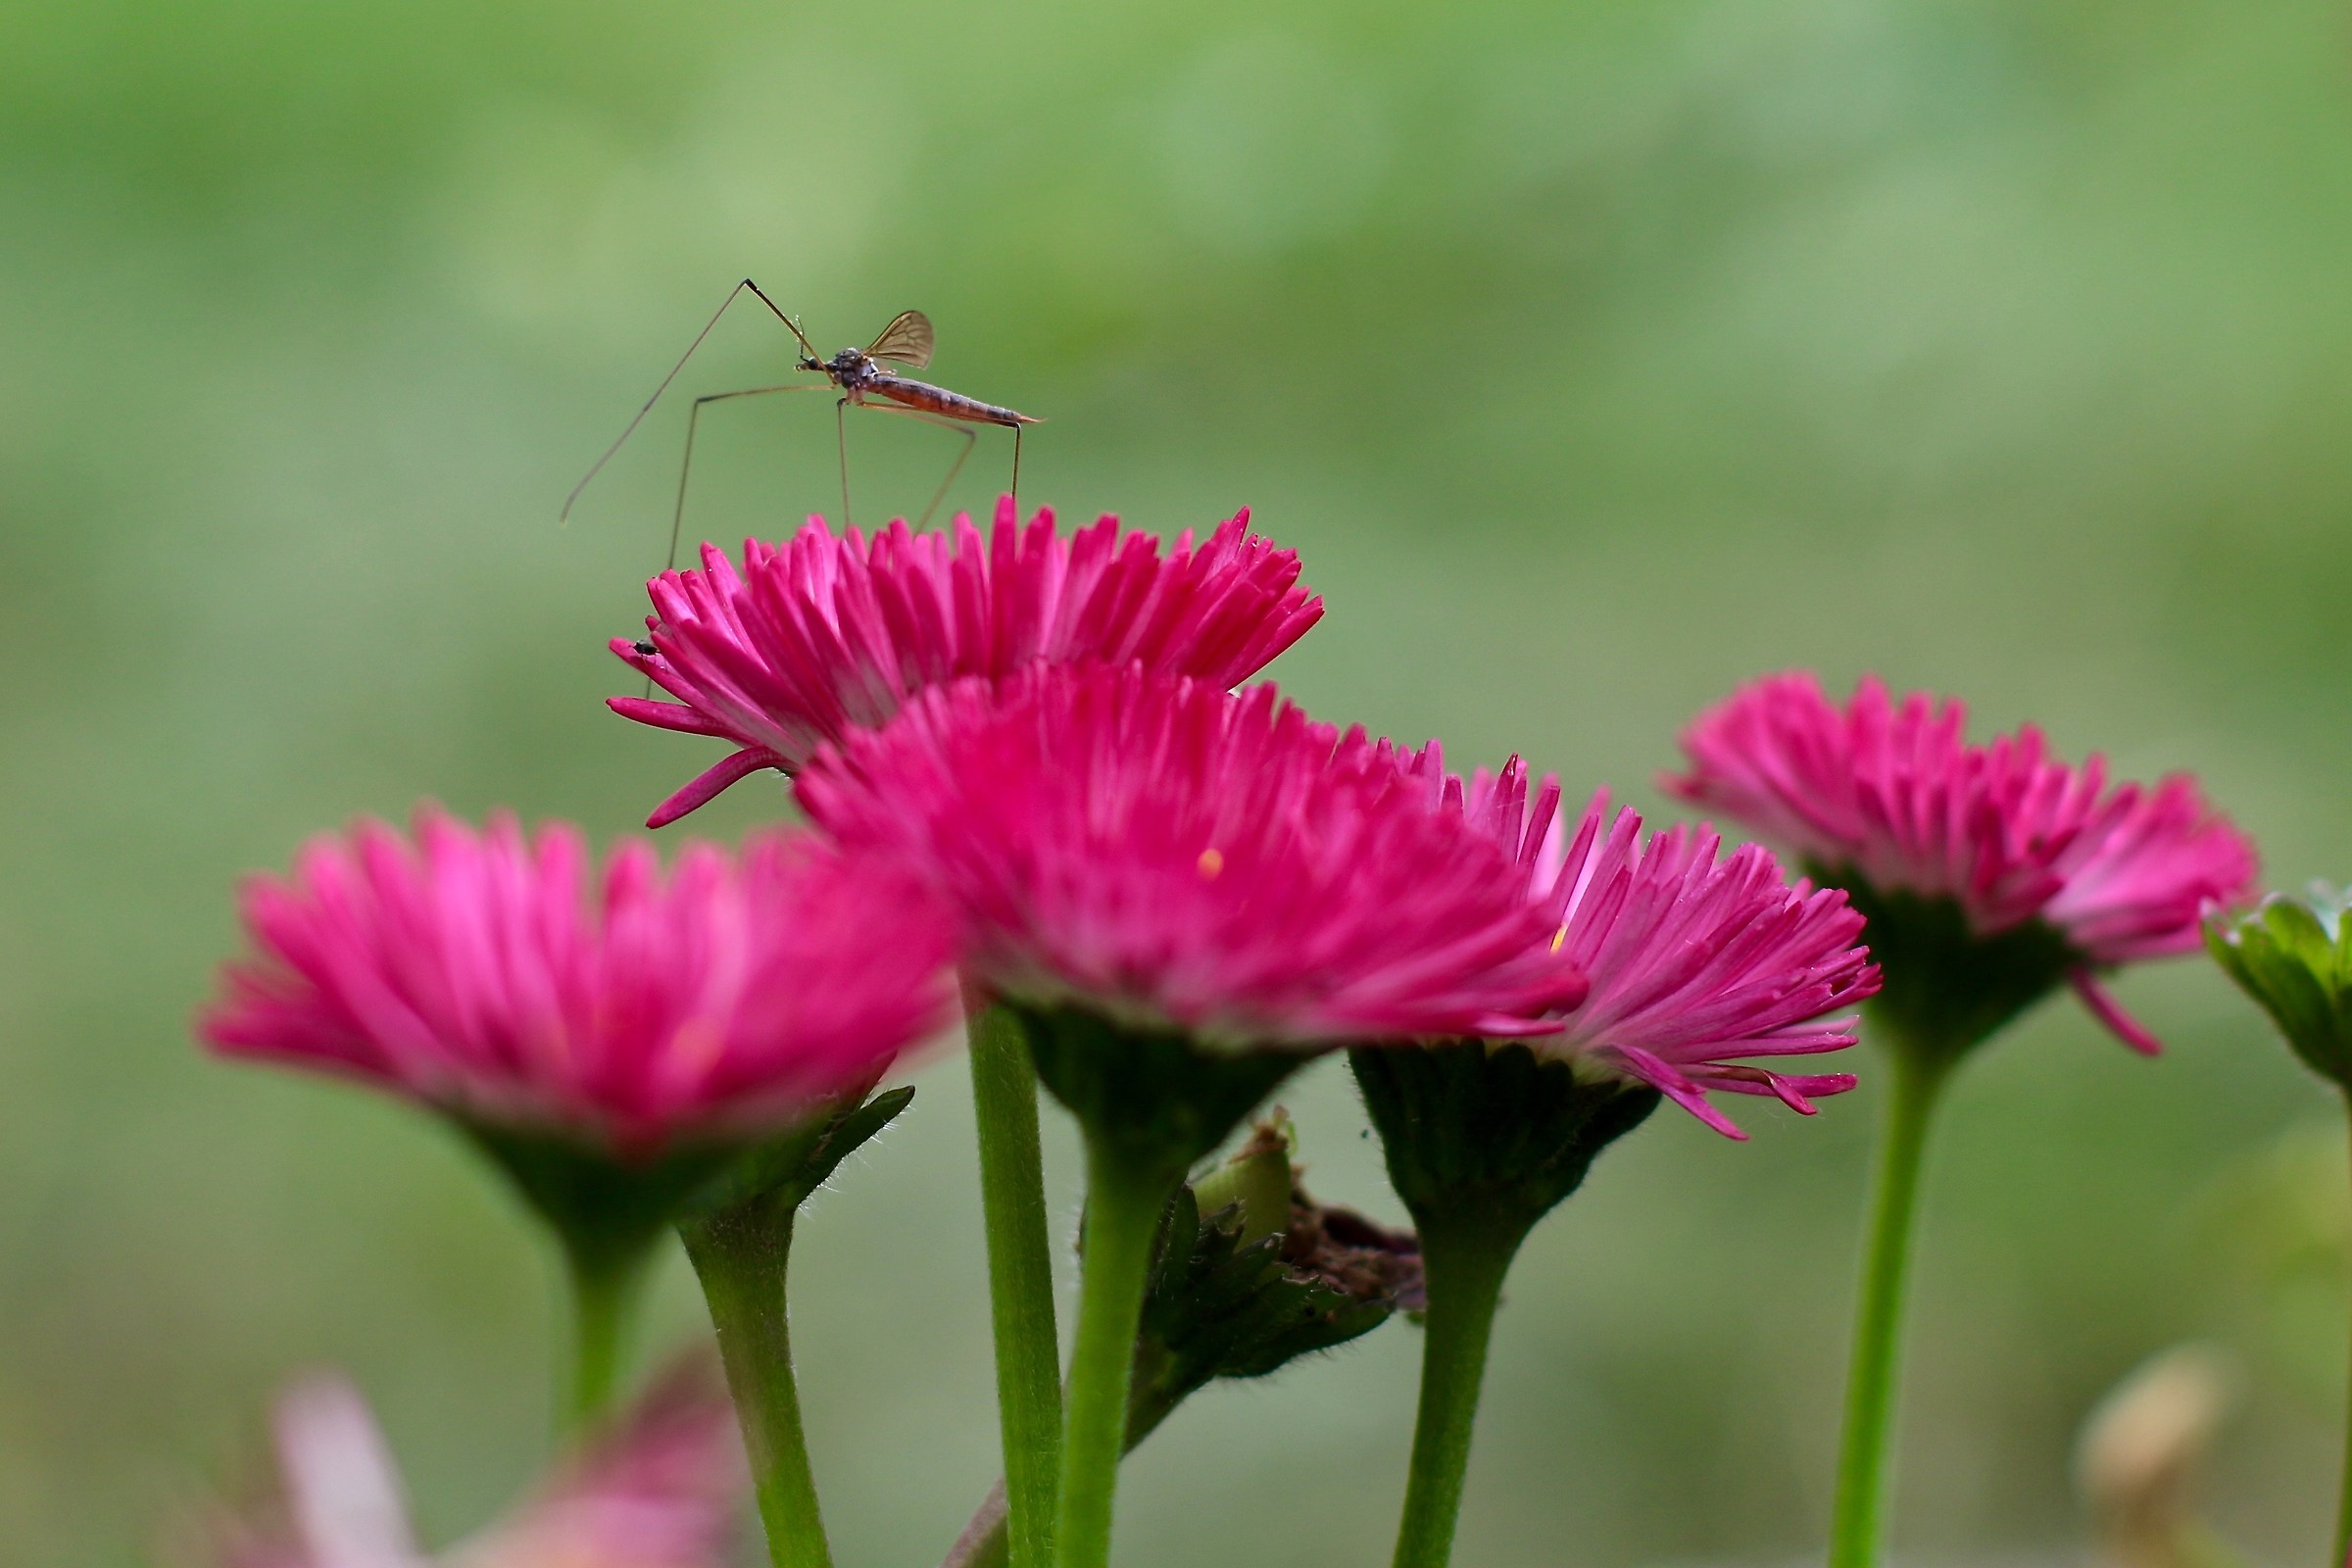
[683,1203,833,1568]
[1828,1044,1953,1568]
[968,1001,1064,1568]
[1050,1136,1175,1568]
[1387,1216,1524,1568]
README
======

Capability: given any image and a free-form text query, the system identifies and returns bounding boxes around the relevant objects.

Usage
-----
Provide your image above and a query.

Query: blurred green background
[6,0,2352,1561]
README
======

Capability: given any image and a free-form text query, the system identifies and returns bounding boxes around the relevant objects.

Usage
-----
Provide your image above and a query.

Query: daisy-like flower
[201,807,953,1430]
[798,662,1583,1568]
[797,664,1587,1051]
[609,498,1324,827]
[206,1357,743,1568]
[203,808,951,1155]
[1345,763,1877,1568]
[1440,765,1881,1138]
[1666,673,2258,1568]
[1667,671,2256,1055]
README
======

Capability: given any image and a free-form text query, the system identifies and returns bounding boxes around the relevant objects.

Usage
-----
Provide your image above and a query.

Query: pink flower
[795,664,1588,1050]
[1666,672,2257,1054]
[610,499,1324,828]
[201,808,953,1158]
[1416,756,1879,1137]
[206,1358,743,1568]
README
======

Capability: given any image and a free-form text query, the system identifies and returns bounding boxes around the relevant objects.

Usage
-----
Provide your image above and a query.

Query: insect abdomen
[871,377,1036,426]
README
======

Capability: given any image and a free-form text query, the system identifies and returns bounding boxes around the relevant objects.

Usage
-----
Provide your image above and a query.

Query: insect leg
[641,381,824,699]
[1010,425,1023,518]
[836,398,854,527]
[562,278,815,526]
[919,422,978,529]
[846,403,990,528]
[665,384,830,580]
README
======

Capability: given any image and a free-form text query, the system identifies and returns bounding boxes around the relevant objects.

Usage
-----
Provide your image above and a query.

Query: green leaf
[2209,891,2352,1090]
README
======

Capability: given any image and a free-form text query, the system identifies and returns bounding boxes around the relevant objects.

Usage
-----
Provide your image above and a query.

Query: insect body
[797,310,1036,432]
[562,281,1041,562]
[778,308,1037,533]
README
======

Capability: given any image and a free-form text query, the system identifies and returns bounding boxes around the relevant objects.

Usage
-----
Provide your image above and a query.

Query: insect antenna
[560,277,813,527]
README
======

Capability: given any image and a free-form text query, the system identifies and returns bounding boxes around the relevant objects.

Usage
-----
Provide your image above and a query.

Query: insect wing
[863,310,936,369]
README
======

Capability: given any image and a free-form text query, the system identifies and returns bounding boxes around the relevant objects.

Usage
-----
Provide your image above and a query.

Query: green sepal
[1010,1002,1311,1183]
[1350,1041,1659,1248]
[1128,1179,1397,1441]
[687,1085,918,1221]
[2208,889,2352,1090]
[1823,870,2083,1068]
[1188,1129,1291,1249]
[460,1086,916,1284]
[461,1123,746,1287]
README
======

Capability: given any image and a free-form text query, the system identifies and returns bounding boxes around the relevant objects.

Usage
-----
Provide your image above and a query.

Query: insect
[561,280,1039,587]
[780,305,1038,529]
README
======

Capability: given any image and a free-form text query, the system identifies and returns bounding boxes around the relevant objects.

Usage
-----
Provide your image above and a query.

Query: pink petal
[2070,969,2165,1056]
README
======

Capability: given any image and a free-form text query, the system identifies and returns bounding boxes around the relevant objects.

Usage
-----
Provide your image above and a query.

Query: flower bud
[2208,888,2352,1091]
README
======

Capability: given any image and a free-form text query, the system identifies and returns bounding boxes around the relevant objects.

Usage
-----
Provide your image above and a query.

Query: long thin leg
[852,403,978,528]
[668,384,829,578]
[837,399,853,527]
[1010,426,1023,518]
[562,277,820,527]
[918,421,977,529]
[644,381,824,700]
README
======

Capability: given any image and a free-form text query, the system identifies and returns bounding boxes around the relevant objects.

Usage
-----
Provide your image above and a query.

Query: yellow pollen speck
[1549,924,1567,954]
[1198,848,1225,879]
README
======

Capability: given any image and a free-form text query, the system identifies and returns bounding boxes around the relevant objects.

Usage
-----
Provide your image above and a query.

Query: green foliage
[688,1086,918,1219]
[461,1121,744,1286]
[1013,1003,1307,1181]
[2209,891,2352,1091]
[459,1087,914,1282]
[1350,1043,1660,1250]
[1826,874,2084,1068]
[1130,1138,1413,1442]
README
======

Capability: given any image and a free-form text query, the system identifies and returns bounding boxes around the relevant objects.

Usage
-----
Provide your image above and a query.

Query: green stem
[561,1246,641,1436]
[1828,1043,1954,1568]
[942,1361,1192,1568]
[968,1001,1065,1568]
[2337,1092,2352,1568]
[682,1202,833,1568]
[1052,1135,1177,1568]
[1389,1215,1526,1568]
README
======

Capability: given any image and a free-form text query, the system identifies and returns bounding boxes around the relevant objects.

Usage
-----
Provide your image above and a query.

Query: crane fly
[782,307,1039,516]
[561,279,1040,594]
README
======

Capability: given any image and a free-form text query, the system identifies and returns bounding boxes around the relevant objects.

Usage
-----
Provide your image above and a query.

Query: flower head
[2207,886,2352,1093]
[201,808,952,1159]
[796,663,1587,1051]
[1666,672,2256,1055]
[206,1357,743,1568]
[1422,760,1879,1137]
[610,499,1324,827]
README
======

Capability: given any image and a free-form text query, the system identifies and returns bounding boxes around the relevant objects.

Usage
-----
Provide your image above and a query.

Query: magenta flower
[796,663,1587,1051]
[1341,766,1876,1566]
[201,808,953,1158]
[1423,758,1879,1137]
[207,1358,744,1568]
[1667,672,2256,1054]
[799,664,1585,1568]
[609,498,1325,827]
